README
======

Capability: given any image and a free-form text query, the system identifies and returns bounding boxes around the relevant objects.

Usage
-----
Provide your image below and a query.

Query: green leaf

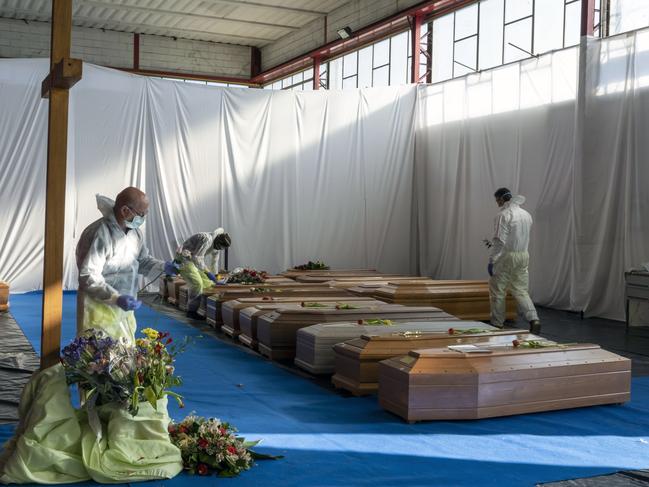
[144,387,158,409]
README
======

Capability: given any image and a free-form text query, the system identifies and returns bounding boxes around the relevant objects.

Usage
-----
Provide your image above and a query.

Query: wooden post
[410,13,422,84]
[40,0,82,369]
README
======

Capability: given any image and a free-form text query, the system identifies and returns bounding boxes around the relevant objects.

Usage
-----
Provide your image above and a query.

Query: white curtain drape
[0,59,415,293]
[2,28,649,321]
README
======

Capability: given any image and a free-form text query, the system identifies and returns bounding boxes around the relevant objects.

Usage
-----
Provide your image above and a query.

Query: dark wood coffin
[221,297,380,338]
[295,320,495,376]
[379,343,631,421]
[256,306,457,361]
[205,285,353,327]
[166,278,186,306]
[332,328,529,396]
[0,281,8,312]
[373,284,517,321]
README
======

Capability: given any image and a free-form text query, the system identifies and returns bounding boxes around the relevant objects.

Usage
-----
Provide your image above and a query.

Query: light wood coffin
[347,280,487,297]
[256,306,457,361]
[378,344,631,421]
[326,277,434,289]
[205,285,353,326]
[295,274,407,284]
[0,281,8,312]
[295,320,492,376]
[221,297,380,338]
[281,268,380,279]
[166,278,186,306]
[332,328,533,396]
[373,284,517,321]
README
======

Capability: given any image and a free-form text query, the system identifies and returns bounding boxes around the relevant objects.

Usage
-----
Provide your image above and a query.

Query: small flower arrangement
[335,303,359,310]
[168,414,280,477]
[60,329,135,410]
[448,328,493,335]
[226,268,268,285]
[61,327,186,416]
[358,319,393,326]
[512,339,557,348]
[301,302,328,308]
[293,260,329,270]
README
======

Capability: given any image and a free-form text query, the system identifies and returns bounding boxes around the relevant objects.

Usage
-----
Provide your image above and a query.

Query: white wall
[261,0,422,71]
[0,17,251,78]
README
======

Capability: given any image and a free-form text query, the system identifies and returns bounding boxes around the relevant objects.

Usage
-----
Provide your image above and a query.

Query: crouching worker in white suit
[75,187,178,343]
[487,187,541,334]
[179,228,231,318]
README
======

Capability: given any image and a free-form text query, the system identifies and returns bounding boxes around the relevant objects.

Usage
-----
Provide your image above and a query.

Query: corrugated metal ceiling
[0,0,351,46]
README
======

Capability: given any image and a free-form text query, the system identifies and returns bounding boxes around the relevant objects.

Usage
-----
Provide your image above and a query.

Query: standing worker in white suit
[487,187,541,333]
[76,187,179,343]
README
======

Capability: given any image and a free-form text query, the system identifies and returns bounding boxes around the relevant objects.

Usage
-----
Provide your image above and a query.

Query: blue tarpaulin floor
[3,292,649,486]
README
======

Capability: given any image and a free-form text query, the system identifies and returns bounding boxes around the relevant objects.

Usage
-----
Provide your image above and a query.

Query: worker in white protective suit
[178,228,231,318]
[76,187,179,343]
[487,188,541,334]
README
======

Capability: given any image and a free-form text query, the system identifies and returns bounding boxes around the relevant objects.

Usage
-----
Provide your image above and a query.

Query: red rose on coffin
[197,463,209,476]
[448,328,455,335]
[357,319,363,325]
[227,445,237,455]
[198,438,209,449]
[250,271,257,277]
[512,339,521,347]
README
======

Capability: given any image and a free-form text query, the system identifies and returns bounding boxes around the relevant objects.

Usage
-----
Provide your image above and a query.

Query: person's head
[494,187,513,208]
[114,187,149,230]
[213,231,232,250]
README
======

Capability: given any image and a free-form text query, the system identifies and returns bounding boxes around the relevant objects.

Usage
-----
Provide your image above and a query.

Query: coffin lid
[408,343,601,359]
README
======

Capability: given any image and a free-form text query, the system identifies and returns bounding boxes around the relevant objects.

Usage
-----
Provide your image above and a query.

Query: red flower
[262,296,271,301]
[155,343,163,355]
[227,445,237,455]
[166,337,173,345]
[197,463,209,476]
[335,305,341,310]
[357,319,363,325]
[179,426,188,434]
[198,438,209,449]
[250,271,257,277]
[512,339,520,347]
[448,328,455,335]
[219,427,228,435]
[168,424,176,434]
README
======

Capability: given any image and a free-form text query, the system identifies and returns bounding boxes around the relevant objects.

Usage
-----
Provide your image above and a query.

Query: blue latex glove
[116,294,142,311]
[206,272,217,282]
[164,260,180,276]
[487,263,494,277]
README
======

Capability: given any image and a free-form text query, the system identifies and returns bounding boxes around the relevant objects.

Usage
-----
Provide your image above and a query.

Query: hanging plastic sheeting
[0,59,416,294]
[413,47,579,313]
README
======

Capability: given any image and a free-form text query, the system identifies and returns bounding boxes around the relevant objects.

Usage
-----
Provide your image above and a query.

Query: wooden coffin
[295,320,494,376]
[373,284,517,321]
[326,277,433,289]
[166,278,186,306]
[333,328,531,396]
[379,343,631,422]
[221,297,380,338]
[295,274,407,284]
[256,306,457,361]
[347,280,487,297]
[0,281,8,312]
[205,285,353,326]
[281,268,379,279]
[178,285,191,311]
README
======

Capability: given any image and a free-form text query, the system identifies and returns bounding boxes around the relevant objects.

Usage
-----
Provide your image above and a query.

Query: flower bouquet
[293,260,329,270]
[447,327,493,335]
[357,319,393,326]
[226,268,268,285]
[168,414,280,477]
[61,328,185,416]
[301,302,328,308]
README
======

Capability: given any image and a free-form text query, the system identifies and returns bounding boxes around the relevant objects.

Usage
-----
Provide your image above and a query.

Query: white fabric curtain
[0,59,416,292]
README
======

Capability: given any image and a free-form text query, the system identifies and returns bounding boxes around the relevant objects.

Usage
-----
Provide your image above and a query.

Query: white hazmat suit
[75,195,164,343]
[488,195,539,327]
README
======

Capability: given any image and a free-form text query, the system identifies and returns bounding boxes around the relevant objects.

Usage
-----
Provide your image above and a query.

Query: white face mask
[125,215,145,229]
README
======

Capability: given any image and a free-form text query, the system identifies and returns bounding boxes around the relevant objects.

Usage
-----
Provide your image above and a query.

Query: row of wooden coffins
[159,269,631,421]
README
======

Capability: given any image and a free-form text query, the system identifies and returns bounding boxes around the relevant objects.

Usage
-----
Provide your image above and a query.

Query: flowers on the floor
[61,327,186,415]
[226,268,268,284]
[293,260,329,270]
[448,328,493,335]
[168,414,280,477]
[358,319,394,325]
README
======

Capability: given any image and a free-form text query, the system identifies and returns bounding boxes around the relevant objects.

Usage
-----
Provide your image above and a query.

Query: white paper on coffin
[294,320,490,375]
